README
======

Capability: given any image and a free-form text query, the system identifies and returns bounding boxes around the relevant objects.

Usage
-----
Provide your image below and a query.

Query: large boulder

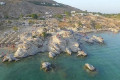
[77,51,87,57]
[85,63,96,71]
[41,62,53,72]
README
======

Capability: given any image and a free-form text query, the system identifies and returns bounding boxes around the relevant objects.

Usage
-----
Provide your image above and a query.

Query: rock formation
[14,28,81,59]
[77,51,87,57]
[85,63,96,71]
[41,62,52,71]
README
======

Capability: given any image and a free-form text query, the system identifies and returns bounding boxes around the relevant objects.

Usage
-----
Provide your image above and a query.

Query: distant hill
[0,0,81,18]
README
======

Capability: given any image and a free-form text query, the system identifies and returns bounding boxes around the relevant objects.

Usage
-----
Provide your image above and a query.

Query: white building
[71,11,76,14]
[0,2,6,5]
[94,14,100,16]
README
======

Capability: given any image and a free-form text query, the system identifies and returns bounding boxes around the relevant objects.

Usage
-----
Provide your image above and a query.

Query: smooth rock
[77,51,87,57]
[85,63,96,71]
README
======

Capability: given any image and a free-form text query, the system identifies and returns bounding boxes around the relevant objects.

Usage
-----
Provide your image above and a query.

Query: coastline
[0,27,109,62]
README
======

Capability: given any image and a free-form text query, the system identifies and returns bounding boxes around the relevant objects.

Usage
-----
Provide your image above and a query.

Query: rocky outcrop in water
[77,51,87,57]
[84,35,104,44]
[92,35,104,43]
[41,62,53,71]
[85,63,96,71]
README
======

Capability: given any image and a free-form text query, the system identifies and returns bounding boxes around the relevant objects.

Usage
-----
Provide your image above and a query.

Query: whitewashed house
[0,2,6,5]
[71,11,76,14]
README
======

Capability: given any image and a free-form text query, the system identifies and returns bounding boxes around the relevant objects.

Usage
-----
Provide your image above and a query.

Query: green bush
[26,14,38,19]
[54,14,63,19]
[28,20,35,24]
[42,32,47,37]
[40,18,45,20]
[19,14,24,18]
[13,26,18,31]
[31,14,38,19]
[78,21,82,26]
[95,24,102,29]
[4,15,9,19]
[64,11,71,16]
[32,35,37,38]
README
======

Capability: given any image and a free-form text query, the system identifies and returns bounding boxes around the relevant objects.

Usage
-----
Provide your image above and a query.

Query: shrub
[31,14,38,19]
[19,14,24,18]
[7,20,12,24]
[28,20,35,24]
[13,26,18,31]
[42,32,47,37]
[64,11,71,16]
[40,18,45,20]
[32,35,37,38]
[26,14,38,19]
[54,14,63,19]
[78,21,82,26]
[95,24,102,29]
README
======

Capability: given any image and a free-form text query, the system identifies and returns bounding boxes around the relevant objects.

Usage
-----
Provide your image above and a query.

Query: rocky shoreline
[0,26,105,62]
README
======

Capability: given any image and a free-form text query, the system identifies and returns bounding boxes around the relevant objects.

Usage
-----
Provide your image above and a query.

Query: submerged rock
[85,63,96,71]
[77,51,87,57]
[41,62,53,72]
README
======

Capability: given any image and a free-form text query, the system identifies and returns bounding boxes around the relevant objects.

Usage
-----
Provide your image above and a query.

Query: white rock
[92,35,104,43]
[13,30,81,60]
[66,48,72,55]
[49,52,56,58]
[85,63,96,71]
[77,51,87,57]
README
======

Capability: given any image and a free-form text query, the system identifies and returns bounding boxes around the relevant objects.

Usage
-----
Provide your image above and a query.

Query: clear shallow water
[0,32,120,80]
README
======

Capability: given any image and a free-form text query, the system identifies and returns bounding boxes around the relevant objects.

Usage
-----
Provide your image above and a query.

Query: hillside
[0,0,81,18]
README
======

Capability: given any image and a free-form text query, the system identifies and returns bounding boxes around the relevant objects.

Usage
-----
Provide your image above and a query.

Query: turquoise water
[0,32,120,80]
